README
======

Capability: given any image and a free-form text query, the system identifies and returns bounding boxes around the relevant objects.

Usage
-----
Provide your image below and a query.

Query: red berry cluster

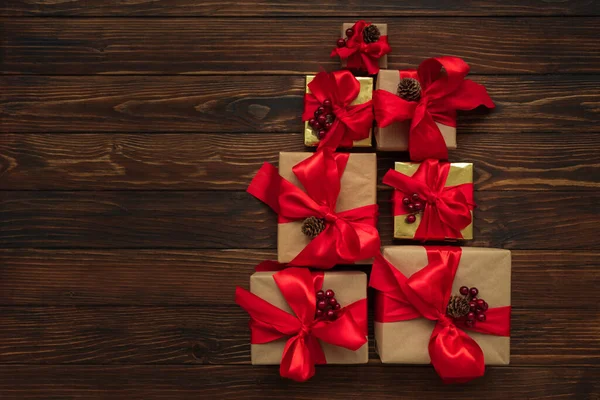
[459,286,489,328]
[336,28,355,48]
[308,99,336,140]
[315,289,341,321]
[402,193,424,224]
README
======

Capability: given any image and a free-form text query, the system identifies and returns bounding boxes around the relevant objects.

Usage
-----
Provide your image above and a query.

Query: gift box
[331,21,391,75]
[371,246,511,383]
[278,152,378,264]
[247,151,380,268]
[383,159,474,241]
[373,57,494,160]
[304,73,373,148]
[236,267,368,381]
[374,69,456,152]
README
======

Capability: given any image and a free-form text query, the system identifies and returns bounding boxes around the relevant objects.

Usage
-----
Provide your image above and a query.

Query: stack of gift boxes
[236,20,511,384]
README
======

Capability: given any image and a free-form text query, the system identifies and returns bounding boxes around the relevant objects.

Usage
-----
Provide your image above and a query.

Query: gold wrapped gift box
[393,161,474,240]
[304,75,373,147]
[250,270,369,365]
[375,246,511,365]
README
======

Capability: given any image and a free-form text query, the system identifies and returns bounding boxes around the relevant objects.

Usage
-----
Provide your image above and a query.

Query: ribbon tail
[409,111,449,161]
[280,334,323,382]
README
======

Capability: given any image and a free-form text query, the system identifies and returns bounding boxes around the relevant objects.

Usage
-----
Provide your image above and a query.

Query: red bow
[383,159,475,240]
[370,247,511,383]
[247,150,380,268]
[373,56,495,161]
[236,267,368,382]
[303,70,374,150]
[330,20,391,75]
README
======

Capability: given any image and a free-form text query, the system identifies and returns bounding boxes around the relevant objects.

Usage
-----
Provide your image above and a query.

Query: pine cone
[397,78,422,102]
[362,24,381,44]
[446,295,470,318]
[301,217,326,239]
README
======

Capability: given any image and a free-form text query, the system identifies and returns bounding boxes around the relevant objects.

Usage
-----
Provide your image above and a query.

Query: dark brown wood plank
[0,249,596,308]
[1,132,598,191]
[1,191,598,249]
[0,306,597,366]
[2,0,598,16]
[3,18,599,75]
[0,365,597,400]
[1,75,599,133]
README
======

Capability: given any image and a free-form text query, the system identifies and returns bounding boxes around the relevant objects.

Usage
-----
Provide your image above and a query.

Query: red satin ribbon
[382,159,475,240]
[330,20,391,75]
[373,56,495,161]
[236,267,368,382]
[370,247,511,383]
[303,70,374,150]
[247,150,380,268]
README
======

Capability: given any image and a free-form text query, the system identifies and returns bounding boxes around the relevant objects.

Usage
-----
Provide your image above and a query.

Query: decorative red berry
[334,303,341,310]
[469,301,477,311]
[402,197,411,206]
[482,301,489,311]
[469,287,479,297]
[345,28,354,37]
[459,286,469,296]
[326,310,336,320]
[467,312,475,321]
[318,129,327,139]
[465,320,475,328]
[325,289,335,298]
[413,202,423,211]
[317,106,326,115]
[411,193,420,202]
[477,313,486,322]
[405,214,417,224]
[317,299,327,310]
[407,203,415,212]
[317,114,327,125]
[325,113,335,122]
[325,122,333,130]
[328,297,337,306]
[323,99,332,108]
[316,290,325,299]
[316,309,324,317]
[336,38,346,48]
[476,299,485,308]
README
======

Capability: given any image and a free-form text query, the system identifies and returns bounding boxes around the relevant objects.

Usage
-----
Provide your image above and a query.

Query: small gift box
[247,151,379,268]
[383,159,475,240]
[303,70,374,149]
[331,21,391,74]
[236,267,368,382]
[373,57,494,160]
[371,246,511,383]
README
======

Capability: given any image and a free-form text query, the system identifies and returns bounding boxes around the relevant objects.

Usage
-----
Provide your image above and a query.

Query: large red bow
[236,267,368,382]
[373,56,495,161]
[370,247,511,383]
[383,159,475,240]
[330,20,391,75]
[247,150,380,268]
[303,70,374,150]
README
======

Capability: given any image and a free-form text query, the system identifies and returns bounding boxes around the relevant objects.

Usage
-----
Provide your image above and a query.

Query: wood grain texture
[1,75,599,133]
[0,365,597,400]
[0,306,597,365]
[0,249,596,307]
[2,0,598,16]
[1,191,598,249]
[3,18,600,75]
[1,133,598,191]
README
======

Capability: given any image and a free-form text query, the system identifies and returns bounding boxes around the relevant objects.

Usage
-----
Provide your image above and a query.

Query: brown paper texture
[340,23,388,69]
[277,152,377,264]
[250,271,368,365]
[393,162,474,240]
[304,75,373,147]
[375,246,511,365]
[374,69,457,151]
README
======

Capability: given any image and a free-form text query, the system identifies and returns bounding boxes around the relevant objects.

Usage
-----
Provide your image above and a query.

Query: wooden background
[1,1,599,399]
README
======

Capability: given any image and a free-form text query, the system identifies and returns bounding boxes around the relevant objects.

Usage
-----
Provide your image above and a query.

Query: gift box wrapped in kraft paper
[247,150,380,268]
[303,70,374,149]
[383,159,475,241]
[236,267,369,382]
[373,56,494,160]
[330,21,390,74]
[371,246,511,383]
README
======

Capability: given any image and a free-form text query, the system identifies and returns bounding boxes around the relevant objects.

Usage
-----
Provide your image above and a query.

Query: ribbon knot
[324,211,338,223]
[373,56,494,161]
[437,313,454,328]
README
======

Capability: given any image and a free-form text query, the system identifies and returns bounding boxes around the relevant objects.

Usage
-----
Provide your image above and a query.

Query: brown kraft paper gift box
[277,152,377,264]
[375,69,457,151]
[250,270,369,365]
[341,23,388,70]
[375,246,511,365]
